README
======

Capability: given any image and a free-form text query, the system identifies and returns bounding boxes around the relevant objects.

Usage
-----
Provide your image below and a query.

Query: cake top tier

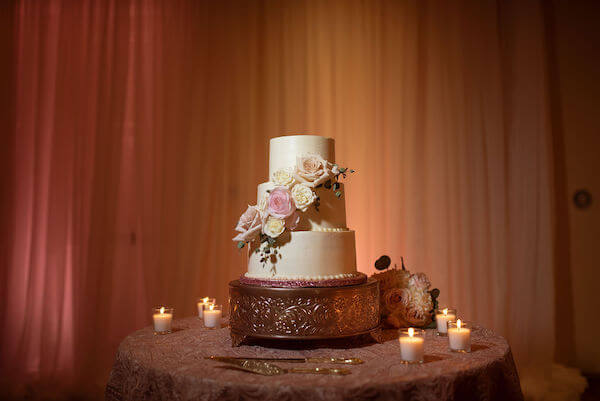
[269,135,335,178]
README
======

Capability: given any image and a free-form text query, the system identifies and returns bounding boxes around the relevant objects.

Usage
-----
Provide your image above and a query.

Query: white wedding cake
[233,135,365,287]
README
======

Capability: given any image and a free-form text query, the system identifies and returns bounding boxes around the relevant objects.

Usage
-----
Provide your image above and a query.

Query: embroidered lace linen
[106,317,523,401]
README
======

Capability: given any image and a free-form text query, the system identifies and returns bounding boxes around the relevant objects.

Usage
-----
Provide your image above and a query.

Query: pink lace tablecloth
[106,317,523,401]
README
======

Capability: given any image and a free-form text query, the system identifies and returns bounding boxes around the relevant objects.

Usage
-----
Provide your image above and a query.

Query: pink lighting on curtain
[1,0,557,397]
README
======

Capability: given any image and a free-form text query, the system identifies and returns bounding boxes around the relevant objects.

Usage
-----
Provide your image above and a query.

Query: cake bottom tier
[247,230,358,282]
[228,279,381,346]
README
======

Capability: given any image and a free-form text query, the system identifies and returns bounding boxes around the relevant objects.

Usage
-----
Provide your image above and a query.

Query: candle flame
[203,297,209,303]
[457,319,462,329]
[408,327,414,337]
[209,304,215,311]
[160,307,165,314]
[443,308,448,315]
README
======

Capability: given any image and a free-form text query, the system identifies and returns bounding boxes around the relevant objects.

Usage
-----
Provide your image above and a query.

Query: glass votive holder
[398,328,425,364]
[152,306,174,335]
[447,319,471,353]
[435,307,457,336]
[196,297,216,319]
[203,304,222,329]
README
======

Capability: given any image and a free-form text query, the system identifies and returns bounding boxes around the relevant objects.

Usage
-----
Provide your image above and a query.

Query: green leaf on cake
[332,182,340,191]
[237,241,246,249]
[335,191,342,198]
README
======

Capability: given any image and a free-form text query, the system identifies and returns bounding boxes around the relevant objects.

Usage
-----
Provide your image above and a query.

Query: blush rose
[267,187,296,219]
[295,153,331,187]
[232,205,262,243]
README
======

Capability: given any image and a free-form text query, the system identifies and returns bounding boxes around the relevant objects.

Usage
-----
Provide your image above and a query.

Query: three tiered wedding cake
[233,135,366,287]
[229,135,380,346]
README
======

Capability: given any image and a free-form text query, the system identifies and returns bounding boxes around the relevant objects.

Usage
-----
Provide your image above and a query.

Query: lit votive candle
[399,327,425,363]
[448,319,471,353]
[435,307,457,336]
[203,304,222,329]
[153,306,173,335]
[196,297,216,319]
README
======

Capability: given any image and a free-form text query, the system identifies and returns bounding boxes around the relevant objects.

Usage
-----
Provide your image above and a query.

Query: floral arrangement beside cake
[232,135,365,287]
[371,256,440,329]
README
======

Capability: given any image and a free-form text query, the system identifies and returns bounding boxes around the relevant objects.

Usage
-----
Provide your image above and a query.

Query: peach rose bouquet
[371,256,440,329]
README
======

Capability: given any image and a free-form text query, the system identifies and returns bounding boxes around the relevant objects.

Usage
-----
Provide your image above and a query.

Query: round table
[106,317,523,401]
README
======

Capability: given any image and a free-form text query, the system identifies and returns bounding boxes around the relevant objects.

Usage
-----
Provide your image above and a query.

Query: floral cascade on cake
[371,256,440,328]
[233,154,352,255]
[232,135,365,287]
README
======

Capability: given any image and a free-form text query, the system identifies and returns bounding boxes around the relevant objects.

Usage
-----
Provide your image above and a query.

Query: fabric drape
[1,0,555,397]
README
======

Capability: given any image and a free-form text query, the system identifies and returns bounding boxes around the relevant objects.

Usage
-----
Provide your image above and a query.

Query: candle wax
[435,313,456,334]
[153,313,173,333]
[448,327,471,351]
[197,302,210,319]
[399,336,424,362]
[203,310,222,328]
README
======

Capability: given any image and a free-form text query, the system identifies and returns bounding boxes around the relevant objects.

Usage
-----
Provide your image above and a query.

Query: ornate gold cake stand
[228,278,382,347]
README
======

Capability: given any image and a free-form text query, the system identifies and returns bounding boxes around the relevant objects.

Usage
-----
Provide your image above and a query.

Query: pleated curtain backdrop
[1,0,555,397]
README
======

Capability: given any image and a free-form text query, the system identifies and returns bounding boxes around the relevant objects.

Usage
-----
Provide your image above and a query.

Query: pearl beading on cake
[314,227,348,232]
[244,272,358,281]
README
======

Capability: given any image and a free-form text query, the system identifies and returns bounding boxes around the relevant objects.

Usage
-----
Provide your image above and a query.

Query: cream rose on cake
[256,193,269,218]
[263,216,285,238]
[267,187,296,219]
[271,167,295,188]
[232,205,263,243]
[291,183,317,212]
[295,153,331,187]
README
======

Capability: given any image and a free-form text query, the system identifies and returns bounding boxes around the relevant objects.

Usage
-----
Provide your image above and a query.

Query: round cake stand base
[228,278,381,348]
[230,326,384,348]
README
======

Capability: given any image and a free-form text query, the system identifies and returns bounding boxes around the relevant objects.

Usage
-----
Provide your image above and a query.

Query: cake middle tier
[247,230,357,280]
[257,182,347,230]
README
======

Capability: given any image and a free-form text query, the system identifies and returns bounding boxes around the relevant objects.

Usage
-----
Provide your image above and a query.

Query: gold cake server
[207,355,363,365]
[208,358,351,376]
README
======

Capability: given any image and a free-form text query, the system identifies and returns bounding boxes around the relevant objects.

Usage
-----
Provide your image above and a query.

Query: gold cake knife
[207,358,351,376]
[207,355,363,365]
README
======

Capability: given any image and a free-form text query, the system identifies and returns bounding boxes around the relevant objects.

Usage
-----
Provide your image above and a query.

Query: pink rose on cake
[267,187,296,219]
[232,205,263,243]
[295,153,331,187]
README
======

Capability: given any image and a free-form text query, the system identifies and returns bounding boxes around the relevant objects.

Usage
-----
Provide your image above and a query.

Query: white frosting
[248,231,357,279]
[257,182,347,230]
[269,135,335,179]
